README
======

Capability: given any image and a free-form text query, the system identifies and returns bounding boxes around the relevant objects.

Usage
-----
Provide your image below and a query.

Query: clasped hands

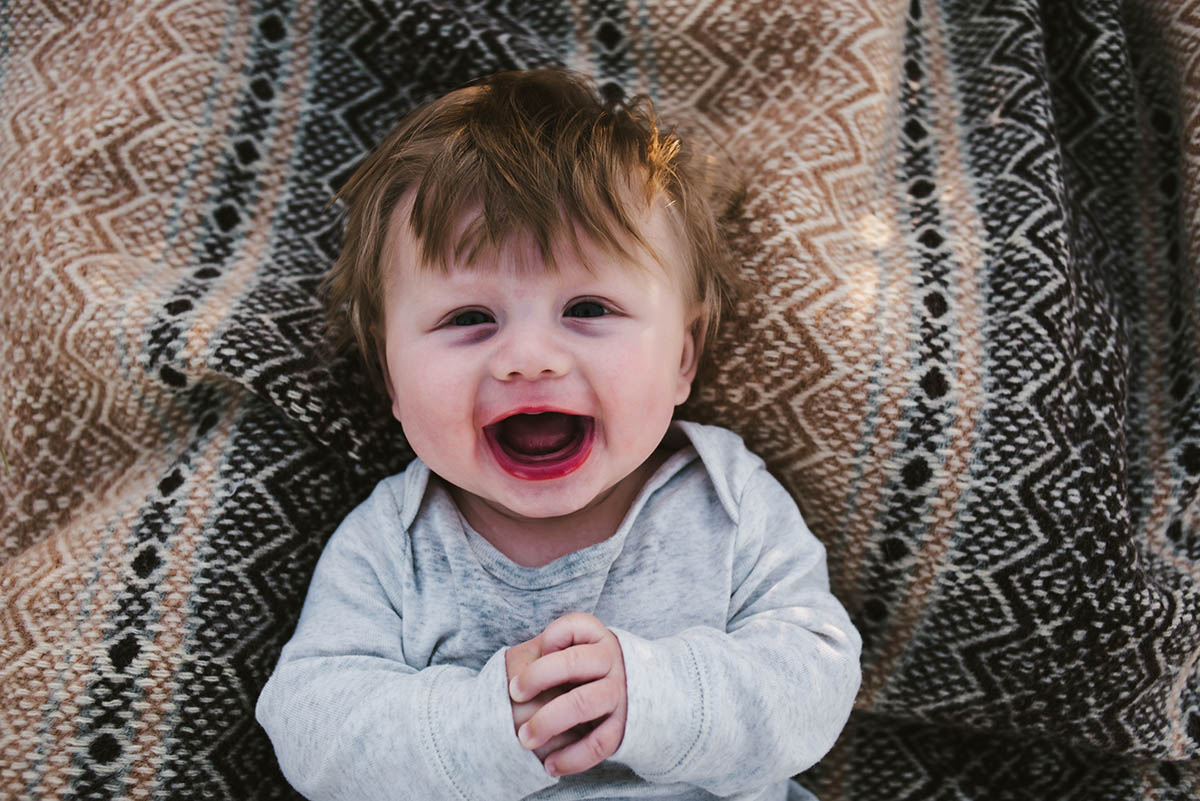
[505,612,628,778]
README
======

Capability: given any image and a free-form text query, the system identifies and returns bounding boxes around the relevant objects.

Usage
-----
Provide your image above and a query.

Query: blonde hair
[321,67,740,392]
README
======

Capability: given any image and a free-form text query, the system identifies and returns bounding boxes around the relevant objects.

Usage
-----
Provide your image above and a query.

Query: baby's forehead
[383,191,689,286]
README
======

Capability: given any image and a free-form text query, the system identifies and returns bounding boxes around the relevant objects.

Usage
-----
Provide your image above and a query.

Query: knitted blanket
[2,1,1198,799]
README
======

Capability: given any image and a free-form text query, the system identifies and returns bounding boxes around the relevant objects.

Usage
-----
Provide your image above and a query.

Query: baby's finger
[538,612,608,655]
[531,722,593,762]
[511,685,569,728]
[510,697,542,730]
[517,678,619,752]
[505,636,543,681]
[510,643,610,703]
[542,712,625,777]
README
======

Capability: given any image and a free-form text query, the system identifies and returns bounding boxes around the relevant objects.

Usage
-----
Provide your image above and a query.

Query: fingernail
[545,760,557,777]
[518,724,533,747]
[509,676,521,701]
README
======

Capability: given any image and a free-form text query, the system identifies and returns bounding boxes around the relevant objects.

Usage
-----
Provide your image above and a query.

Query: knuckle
[585,732,608,762]
[559,642,578,671]
[594,727,618,757]
[566,611,597,631]
[569,688,592,720]
[560,647,580,675]
[571,690,590,719]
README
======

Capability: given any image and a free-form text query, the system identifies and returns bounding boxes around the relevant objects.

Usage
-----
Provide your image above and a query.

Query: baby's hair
[321,67,741,392]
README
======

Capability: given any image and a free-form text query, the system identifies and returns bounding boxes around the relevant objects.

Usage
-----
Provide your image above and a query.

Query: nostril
[492,339,571,380]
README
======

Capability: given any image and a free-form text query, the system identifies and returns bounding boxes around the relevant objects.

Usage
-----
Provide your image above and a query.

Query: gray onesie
[257,420,861,800]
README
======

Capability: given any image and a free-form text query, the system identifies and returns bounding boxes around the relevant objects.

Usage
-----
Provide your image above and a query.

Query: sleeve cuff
[609,628,708,781]
[426,648,558,800]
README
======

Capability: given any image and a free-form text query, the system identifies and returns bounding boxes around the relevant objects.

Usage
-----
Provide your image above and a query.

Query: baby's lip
[482,405,590,427]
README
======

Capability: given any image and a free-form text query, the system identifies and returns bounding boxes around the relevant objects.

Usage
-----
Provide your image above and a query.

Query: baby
[256,68,861,801]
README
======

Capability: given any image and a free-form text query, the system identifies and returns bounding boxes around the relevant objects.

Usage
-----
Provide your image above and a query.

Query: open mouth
[483,412,595,481]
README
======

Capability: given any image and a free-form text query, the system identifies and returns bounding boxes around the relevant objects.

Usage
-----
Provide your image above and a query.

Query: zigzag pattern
[3,1,1200,799]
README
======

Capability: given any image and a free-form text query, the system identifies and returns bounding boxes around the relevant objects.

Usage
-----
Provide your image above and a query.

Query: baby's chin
[458,467,631,523]
[479,483,612,522]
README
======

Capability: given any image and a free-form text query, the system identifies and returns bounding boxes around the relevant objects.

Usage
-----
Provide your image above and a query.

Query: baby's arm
[255,503,556,801]
[607,467,860,794]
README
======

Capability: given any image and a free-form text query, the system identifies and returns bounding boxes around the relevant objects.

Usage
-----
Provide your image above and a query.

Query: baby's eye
[565,300,608,319]
[449,310,493,326]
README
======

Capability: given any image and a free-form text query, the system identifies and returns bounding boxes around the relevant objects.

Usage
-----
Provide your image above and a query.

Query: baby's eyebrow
[427,267,504,290]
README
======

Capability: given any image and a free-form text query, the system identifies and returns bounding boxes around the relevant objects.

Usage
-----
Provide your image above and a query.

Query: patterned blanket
[3,1,1198,798]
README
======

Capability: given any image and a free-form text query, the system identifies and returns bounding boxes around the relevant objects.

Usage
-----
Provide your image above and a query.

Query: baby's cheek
[394,376,469,444]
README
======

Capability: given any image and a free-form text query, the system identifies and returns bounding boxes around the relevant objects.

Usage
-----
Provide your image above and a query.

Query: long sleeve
[254,503,555,801]
[609,465,862,795]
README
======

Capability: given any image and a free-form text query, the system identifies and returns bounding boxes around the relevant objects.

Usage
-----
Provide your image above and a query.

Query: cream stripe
[179,2,315,376]
[861,0,990,709]
[132,397,242,798]
[840,17,915,707]
[565,2,595,80]
[20,501,150,799]
[773,0,908,629]
[1129,12,1200,752]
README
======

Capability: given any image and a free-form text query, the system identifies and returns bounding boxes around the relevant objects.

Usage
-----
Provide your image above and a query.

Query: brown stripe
[0,3,255,796]
[0,0,250,558]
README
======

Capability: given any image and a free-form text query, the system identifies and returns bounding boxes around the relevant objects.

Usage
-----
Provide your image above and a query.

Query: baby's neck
[448,448,671,568]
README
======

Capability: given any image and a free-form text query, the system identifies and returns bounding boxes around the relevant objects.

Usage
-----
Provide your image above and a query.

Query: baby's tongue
[500,413,577,455]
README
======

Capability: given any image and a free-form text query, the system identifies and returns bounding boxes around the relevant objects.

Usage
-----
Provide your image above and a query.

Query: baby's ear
[675,311,705,405]
[375,346,402,420]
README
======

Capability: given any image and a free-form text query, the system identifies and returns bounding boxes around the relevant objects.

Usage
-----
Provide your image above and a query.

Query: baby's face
[378,201,700,524]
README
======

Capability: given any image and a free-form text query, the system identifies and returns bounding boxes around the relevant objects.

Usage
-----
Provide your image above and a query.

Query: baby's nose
[489,323,572,381]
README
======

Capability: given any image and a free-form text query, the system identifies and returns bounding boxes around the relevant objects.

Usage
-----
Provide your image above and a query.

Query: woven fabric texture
[2,1,1198,799]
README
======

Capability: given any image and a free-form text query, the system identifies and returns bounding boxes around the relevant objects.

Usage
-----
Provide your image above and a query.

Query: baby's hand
[508,612,628,777]
[506,633,584,762]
